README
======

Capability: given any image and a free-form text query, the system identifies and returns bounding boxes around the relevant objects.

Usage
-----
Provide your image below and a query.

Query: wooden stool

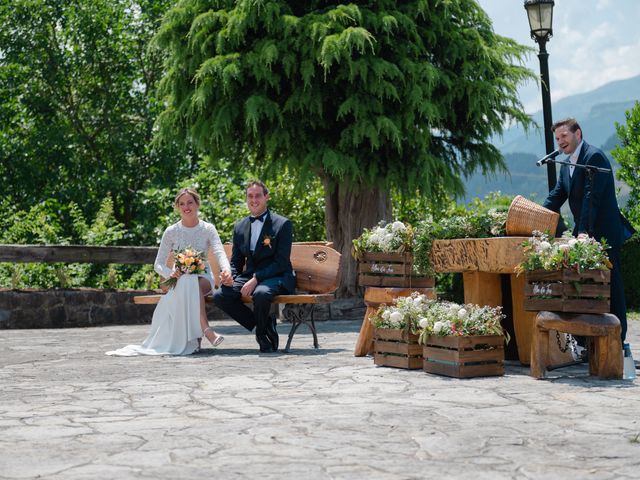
[530,311,622,379]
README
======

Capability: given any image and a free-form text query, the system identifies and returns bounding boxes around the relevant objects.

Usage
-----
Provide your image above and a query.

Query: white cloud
[477,0,640,113]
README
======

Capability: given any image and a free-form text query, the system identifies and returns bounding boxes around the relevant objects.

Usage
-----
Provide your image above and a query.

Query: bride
[107,187,232,356]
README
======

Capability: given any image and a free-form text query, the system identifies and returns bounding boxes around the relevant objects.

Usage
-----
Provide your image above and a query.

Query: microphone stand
[543,158,611,237]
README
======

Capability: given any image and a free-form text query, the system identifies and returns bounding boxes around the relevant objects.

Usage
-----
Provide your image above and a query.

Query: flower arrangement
[418,302,509,343]
[352,221,414,259]
[369,292,432,333]
[161,246,206,289]
[416,301,507,345]
[369,292,508,343]
[515,231,612,274]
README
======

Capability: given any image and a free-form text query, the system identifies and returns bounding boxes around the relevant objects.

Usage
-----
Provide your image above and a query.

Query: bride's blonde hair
[174,187,201,206]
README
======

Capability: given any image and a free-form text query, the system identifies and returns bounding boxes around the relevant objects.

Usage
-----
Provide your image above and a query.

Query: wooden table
[355,237,569,365]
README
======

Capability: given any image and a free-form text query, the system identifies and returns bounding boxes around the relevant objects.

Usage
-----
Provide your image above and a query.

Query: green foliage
[0,163,325,289]
[621,233,640,309]
[613,101,640,226]
[176,159,326,242]
[0,0,191,225]
[155,0,534,201]
[413,193,511,275]
[0,197,131,289]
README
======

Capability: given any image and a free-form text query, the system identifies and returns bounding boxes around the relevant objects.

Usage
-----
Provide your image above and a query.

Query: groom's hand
[241,275,258,297]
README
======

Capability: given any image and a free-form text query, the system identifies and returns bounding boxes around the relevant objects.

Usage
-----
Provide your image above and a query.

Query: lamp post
[524,0,556,190]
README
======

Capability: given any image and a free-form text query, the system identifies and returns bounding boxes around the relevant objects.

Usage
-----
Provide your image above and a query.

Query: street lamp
[524,0,556,190]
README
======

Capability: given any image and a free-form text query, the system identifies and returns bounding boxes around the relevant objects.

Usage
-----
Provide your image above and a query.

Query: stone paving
[1,319,639,480]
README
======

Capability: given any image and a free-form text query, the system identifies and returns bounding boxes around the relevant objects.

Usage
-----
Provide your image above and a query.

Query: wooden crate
[422,335,505,378]
[373,328,423,369]
[358,252,434,288]
[524,269,610,314]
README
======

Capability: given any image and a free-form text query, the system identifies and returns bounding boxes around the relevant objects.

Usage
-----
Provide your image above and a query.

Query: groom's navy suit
[213,210,295,346]
[543,141,635,340]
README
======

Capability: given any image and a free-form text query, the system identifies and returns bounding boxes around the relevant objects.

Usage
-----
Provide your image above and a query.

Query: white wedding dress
[106,220,230,356]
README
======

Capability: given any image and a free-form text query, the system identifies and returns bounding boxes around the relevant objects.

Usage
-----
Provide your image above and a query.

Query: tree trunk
[323,178,392,297]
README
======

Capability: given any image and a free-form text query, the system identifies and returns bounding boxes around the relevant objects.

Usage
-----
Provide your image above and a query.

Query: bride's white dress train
[106,275,202,356]
[106,220,230,356]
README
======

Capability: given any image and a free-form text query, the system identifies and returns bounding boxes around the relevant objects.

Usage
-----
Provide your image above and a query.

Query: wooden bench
[133,243,342,352]
[530,311,623,379]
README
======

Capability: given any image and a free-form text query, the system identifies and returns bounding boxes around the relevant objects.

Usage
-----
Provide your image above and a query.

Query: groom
[213,180,296,352]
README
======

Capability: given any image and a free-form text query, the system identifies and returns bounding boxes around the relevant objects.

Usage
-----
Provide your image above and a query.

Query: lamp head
[524,0,554,43]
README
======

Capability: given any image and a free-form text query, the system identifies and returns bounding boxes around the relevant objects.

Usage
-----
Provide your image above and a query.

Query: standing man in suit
[214,180,296,352]
[543,118,635,341]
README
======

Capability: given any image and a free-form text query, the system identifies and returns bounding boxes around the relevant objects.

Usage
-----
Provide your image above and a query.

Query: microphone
[536,149,560,167]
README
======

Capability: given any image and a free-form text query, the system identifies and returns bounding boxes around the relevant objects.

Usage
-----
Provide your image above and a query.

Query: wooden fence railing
[0,242,334,265]
[0,245,157,264]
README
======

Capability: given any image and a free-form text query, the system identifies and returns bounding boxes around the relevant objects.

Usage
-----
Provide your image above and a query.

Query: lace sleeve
[207,223,231,272]
[154,226,174,279]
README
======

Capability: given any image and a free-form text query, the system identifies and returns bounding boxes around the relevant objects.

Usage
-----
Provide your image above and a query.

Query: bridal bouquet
[161,246,206,289]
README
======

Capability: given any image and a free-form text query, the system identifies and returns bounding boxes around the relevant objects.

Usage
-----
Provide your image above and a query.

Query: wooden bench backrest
[210,243,341,294]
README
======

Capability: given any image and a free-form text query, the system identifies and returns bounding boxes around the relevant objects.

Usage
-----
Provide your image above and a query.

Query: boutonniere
[263,235,272,248]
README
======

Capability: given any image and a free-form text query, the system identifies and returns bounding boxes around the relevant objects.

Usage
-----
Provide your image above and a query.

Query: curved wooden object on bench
[133,243,342,352]
[530,311,622,379]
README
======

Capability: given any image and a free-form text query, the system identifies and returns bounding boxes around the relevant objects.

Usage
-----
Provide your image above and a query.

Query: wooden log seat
[134,243,341,352]
[530,311,622,379]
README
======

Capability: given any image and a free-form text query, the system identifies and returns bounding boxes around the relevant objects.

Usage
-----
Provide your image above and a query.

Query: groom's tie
[250,212,267,223]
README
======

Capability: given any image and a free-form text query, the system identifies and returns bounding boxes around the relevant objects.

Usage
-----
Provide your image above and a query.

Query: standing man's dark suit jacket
[230,210,296,293]
[543,141,635,341]
[543,141,631,248]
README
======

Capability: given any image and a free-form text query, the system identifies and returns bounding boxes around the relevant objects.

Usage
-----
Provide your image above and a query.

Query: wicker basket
[506,195,559,236]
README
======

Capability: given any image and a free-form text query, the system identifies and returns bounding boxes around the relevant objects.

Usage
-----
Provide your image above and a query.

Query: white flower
[448,303,459,314]
[392,221,406,232]
[559,244,570,252]
[418,317,429,328]
[382,310,391,320]
[413,296,422,306]
[457,308,468,319]
[539,241,551,251]
[433,321,447,333]
[568,238,577,247]
[389,311,403,323]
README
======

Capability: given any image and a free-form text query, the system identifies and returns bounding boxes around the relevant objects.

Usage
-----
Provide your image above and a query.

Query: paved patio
[1,319,639,479]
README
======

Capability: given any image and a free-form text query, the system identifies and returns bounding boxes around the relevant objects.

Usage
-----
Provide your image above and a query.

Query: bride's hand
[171,270,183,279]
[220,270,233,286]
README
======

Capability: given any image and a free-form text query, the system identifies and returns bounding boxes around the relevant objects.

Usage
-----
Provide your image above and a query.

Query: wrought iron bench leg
[283,304,319,352]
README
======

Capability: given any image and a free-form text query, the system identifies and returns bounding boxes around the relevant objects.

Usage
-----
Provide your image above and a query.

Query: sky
[476,0,640,113]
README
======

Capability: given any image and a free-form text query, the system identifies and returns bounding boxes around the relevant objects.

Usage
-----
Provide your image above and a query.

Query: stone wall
[0,289,366,329]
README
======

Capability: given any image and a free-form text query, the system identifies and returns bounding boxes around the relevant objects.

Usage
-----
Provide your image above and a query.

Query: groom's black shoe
[266,316,279,352]
[256,334,274,353]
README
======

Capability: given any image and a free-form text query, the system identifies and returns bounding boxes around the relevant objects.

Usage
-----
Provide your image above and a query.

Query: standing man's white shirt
[569,140,584,177]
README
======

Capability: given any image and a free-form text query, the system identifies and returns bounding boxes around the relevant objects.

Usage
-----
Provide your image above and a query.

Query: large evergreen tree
[154,0,534,294]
